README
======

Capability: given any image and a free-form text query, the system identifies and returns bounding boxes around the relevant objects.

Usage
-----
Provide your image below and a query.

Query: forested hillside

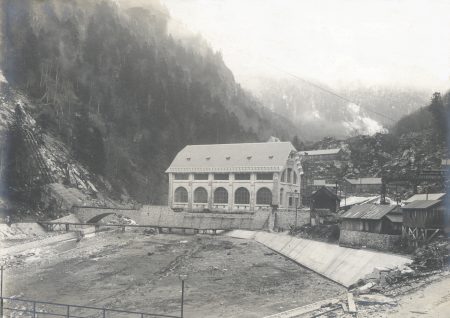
[306,91,450,194]
[1,0,299,204]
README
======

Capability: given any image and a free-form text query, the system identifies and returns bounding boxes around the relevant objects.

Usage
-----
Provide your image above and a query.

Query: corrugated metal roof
[299,148,341,156]
[166,142,297,173]
[340,196,378,207]
[385,214,403,223]
[345,178,382,185]
[404,193,445,203]
[402,200,442,210]
[341,204,397,220]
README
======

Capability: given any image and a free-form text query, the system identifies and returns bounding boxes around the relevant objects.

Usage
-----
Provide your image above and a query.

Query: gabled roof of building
[311,186,340,201]
[341,204,397,220]
[402,200,442,210]
[345,177,382,185]
[166,142,297,173]
[385,214,403,223]
[299,148,341,156]
[404,193,445,203]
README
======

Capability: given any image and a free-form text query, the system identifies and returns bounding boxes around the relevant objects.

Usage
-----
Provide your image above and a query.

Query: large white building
[165,142,302,212]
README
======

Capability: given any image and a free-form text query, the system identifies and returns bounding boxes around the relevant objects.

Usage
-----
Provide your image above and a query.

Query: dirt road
[389,274,450,318]
[3,230,345,317]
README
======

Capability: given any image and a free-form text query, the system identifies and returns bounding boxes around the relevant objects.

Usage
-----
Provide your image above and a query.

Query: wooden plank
[341,302,348,313]
[347,293,357,313]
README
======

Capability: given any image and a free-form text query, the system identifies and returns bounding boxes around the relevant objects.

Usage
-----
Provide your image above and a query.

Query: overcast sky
[162,0,450,91]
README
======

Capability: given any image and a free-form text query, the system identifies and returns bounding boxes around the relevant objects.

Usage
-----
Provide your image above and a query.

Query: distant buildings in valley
[165,142,446,249]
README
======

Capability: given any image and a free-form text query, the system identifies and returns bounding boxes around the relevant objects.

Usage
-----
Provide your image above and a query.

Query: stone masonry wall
[274,210,310,231]
[339,230,401,251]
[73,205,271,230]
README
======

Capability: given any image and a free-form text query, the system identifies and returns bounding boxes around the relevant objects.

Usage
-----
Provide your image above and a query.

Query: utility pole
[179,274,187,318]
[1,265,3,318]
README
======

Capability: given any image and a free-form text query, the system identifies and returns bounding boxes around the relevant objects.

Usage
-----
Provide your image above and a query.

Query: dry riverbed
[2,229,346,317]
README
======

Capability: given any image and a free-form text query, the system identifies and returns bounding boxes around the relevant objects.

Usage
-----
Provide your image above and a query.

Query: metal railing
[0,296,181,318]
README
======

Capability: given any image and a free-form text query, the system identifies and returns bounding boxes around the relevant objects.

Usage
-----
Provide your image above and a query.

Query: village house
[402,199,445,246]
[165,142,302,213]
[343,177,382,195]
[339,204,403,250]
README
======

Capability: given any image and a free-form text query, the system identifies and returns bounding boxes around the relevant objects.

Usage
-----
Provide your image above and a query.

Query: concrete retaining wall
[274,211,310,230]
[74,205,270,231]
[226,230,411,287]
[339,230,401,251]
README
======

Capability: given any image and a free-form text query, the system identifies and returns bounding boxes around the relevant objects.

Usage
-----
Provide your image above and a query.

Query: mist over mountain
[246,77,430,141]
[0,0,299,205]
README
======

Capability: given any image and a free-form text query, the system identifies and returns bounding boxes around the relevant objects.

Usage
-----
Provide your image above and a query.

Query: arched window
[214,187,228,204]
[281,170,286,182]
[293,171,297,184]
[194,187,208,203]
[287,168,292,183]
[174,187,188,203]
[257,188,272,205]
[234,187,250,204]
[280,188,284,206]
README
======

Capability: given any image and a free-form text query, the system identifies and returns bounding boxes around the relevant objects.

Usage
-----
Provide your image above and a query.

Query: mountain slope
[247,77,430,140]
[1,0,299,205]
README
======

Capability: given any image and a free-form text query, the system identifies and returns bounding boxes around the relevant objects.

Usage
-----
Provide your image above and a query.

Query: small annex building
[310,186,341,225]
[165,142,302,213]
[311,186,340,212]
[339,204,402,250]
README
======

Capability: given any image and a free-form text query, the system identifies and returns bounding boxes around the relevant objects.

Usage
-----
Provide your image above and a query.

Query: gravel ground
[2,229,346,318]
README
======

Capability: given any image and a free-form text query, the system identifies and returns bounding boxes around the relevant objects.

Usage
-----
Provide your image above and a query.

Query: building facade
[166,142,302,212]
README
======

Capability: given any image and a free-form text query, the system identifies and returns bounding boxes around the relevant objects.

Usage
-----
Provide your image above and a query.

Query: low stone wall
[73,205,271,231]
[339,230,401,251]
[274,210,310,231]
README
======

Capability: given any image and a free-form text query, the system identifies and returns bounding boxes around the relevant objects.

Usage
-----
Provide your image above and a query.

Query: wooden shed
[310,186,340,213]
[402,200,444,245]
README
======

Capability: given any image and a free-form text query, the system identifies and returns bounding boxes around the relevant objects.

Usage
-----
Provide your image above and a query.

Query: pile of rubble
[411,238,448,270]
[350,238,449,297]
[289,224,340,243]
